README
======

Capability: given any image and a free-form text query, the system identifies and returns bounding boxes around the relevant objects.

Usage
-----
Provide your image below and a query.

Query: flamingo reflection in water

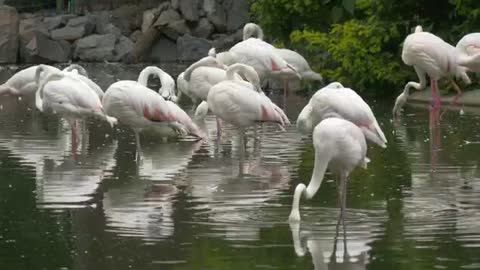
[288,211,379,270]
[101,138,203,240]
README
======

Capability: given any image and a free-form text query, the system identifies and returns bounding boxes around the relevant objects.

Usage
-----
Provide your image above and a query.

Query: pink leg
[450,80,463,106]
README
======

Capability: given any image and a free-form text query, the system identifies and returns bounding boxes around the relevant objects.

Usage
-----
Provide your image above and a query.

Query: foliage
[252,0,480,95]
[290,19,409,94]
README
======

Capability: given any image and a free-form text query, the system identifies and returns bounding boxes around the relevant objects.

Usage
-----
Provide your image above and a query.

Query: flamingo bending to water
[138,66,178,102]
[289,117,369,226]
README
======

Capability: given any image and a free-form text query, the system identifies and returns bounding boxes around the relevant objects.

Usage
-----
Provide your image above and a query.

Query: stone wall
[0,0,250,64]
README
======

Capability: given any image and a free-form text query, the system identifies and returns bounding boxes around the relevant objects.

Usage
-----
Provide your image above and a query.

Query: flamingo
[200,63,289,143]
[138,66,178,102]
[215,36,300,101]
[0,64,90,98]
[102,79,202,160]
[297,82,387,148]
[289,117,369,228]
[456,33,480,73]
[243,23,323,93]
[392,26,471,121]
[34,65,117,151]
[136,66,205,140]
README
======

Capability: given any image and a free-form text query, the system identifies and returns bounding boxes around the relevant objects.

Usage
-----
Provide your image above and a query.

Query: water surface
[0,63,480,270]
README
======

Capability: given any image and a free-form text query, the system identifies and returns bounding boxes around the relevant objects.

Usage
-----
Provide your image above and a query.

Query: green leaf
[331,6,344,23]
[342,0,356,14]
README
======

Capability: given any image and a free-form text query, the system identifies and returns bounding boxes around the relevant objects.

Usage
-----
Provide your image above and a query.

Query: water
[1,63,480,270]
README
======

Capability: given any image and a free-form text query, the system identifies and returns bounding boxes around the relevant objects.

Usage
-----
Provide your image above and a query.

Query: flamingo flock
[1,22,479,253]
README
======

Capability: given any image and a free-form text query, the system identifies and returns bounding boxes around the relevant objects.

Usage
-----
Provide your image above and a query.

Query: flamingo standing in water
[392,26,471,123]
[35,65,117,152]
[297,82,387,148]
[137,66,205,140]
[198,63,289,143]
[243,23,323,94]
[103,77,203,160]
[289,118,369,236]
[215,35,300,103]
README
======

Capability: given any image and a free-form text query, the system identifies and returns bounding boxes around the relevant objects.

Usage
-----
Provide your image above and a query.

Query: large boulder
[43,14,77,31]
[51,16,95,41]
[94,11,122,39]
[153,8,181,27]
[111,4,143,36]
[223,0,249,31]
[0,5,19,63]
[22,31,71,63]
[74,34,116,61]
[177,34,211,61]
[211,29,242,51]
[161,19,190,41]
[129,30,142,42]
[192,17,214,39]
[204,0,226,32]
[149,34,178,62]
[179,0,199,22]
[19,16,49,62]
[141,2,171,33]
[114,35,134,62]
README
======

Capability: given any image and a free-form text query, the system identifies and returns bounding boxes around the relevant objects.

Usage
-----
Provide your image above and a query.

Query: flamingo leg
[71,120,78,159]
[450,79,463,106]
[238,128,245,176]
[134,130,142,162]
[216,117,222,138]
[340,171,348,257]
[283,80,289,109]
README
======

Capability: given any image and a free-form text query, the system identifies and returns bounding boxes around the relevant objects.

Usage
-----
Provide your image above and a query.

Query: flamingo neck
[289,150,329,221]
[184,57,216,81]
[138,67,176,100]
[296,104,313,134]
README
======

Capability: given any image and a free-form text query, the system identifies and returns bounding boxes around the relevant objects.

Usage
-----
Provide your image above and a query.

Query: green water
[0,64,480,270]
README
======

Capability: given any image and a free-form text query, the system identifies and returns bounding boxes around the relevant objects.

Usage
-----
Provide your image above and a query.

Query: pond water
[0,63,480,270]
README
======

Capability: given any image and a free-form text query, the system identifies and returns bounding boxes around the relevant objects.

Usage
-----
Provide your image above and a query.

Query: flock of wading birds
[1,22,480,223]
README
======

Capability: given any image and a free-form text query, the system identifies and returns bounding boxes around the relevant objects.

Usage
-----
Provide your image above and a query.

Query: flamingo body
[297,82,386,148]
[456,33,480,72]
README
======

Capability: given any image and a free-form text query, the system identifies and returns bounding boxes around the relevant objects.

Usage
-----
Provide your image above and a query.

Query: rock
[192,18,214,39]
[51,26,85,41]
[67,16,95,35]
[198,0,206,17]
[23,31,71,63]
[142,9,158,33]
[149,34,178,62]
[114,35,134,62]
[177,34,211,61]
[19,17,49,62]
[74,34,116,61]
[153,8,181,27]
[111,4,143,36]
[211,29,242,50]
[171,0,180,10]
[94,11,111,33]
[43,16,62,30]
[161,19,190,40]
[129,30,142,42]
[205,0,226,32]
[43,14,77,30]
[179,0,199,22]
[0,5,19,63]
[223,0,249,31]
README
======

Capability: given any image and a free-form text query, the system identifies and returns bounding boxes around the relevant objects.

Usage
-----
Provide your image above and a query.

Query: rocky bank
[0,0,250,64]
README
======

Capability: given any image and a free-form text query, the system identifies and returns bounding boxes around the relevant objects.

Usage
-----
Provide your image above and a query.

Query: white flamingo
[102,80,203,160]
[199,63,289,141]
[35,65,117,150]
[456,33,480,73]
[392,26,471,119]
[289,118,369,226]
[0,64,91,98]
[243,23,323,92]
[138,66,178,102]
[215,36,300,100]
[297,82,387,148]
[137,66,205,140]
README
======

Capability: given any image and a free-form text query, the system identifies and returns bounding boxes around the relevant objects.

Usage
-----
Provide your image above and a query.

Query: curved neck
[184,57,216,81]
[289,150,329,221]
[244,23,264,40]
[138,66,163,86]
[226,64,259,85]
[138,66,176,99]
[63,64,88,77]
[305,150,329,199]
